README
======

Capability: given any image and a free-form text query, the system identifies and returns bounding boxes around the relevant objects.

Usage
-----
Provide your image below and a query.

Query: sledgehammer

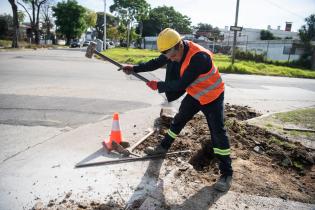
[85,42,149,83]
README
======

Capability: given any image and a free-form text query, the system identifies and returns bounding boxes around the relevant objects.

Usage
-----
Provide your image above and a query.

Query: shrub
[235,50,265,63]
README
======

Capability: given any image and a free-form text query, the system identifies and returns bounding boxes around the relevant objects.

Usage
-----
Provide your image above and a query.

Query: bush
[235,50,266,62]
[235,49,311,70]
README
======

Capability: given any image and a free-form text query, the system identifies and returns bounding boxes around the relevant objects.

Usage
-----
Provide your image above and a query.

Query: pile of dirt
[134,104,315,203]
[32,193,125,210]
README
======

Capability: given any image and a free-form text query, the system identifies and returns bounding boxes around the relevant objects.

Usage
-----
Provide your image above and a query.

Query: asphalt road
[0,48,315,209]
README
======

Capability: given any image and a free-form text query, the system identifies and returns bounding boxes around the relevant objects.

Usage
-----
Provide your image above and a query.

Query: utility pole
[231,0,240,65]
[103,0,107,51]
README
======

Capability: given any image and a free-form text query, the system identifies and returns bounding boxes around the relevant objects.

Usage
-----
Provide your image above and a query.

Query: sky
[1,0,315,32]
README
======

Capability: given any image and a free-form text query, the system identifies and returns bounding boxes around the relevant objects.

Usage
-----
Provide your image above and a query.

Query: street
[0,48,315,209]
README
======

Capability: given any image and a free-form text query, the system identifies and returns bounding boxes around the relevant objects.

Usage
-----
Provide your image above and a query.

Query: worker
[122,28,233,192]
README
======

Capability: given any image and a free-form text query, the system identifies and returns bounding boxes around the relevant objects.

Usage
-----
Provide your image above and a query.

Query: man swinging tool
[122,28,233,192]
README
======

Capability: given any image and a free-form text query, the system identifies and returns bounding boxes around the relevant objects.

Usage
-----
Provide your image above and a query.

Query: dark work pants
[161,92,233,176]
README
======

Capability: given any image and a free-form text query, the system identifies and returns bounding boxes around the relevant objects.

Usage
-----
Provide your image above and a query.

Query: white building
[221,26,299,44]
[220,25,302,61]
[141,36,157,50]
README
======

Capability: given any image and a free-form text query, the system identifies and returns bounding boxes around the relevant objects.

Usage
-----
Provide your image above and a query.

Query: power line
[264,0,306,20]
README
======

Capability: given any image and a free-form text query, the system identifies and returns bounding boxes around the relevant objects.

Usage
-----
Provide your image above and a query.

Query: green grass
[293,161,304,170]
[275,108,315,129]
[249,107,315,145]
[0,39,12,48]
[102,48,315,79]
[102,47,160,64]
[269,136,297,149]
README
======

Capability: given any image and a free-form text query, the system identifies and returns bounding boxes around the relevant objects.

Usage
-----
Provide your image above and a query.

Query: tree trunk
[66,35,71,45]
[35,4,41,44]
[311,49,315,70]
[32,1,36,43]
[8,0,19,48]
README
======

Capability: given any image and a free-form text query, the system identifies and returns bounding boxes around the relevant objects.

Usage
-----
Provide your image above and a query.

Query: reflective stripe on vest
[189,66,217,86]
[180,41,224,105]
[193,77,223,100]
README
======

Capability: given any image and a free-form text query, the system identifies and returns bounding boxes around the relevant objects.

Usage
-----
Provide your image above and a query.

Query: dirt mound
[32,193,125,210]
[134,104,315,203]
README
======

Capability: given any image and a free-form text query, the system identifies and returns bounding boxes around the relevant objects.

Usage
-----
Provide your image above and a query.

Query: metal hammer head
[85,42,97,58]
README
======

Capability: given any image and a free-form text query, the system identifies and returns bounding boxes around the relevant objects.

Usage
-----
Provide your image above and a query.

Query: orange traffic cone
[103,112,122,151]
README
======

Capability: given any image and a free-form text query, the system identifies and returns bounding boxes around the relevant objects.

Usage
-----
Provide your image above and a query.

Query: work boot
[214,175,232,192]
[144,145,168,155]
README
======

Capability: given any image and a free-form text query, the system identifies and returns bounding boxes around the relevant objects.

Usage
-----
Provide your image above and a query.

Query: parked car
[70,40,80,48]
[106,41,115,49]
[83,41,91,47]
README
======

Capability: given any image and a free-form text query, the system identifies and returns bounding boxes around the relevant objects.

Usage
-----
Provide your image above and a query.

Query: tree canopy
[260,30,275,40]
[52,0,87,44]
[110,0,150,46]
[95,12,119,39]
[298,14,315,69]
[194,23,221,41]
[299,14,315,43]
[84,9,97,29]
[0,14,13,38]
[142,6,192,36]
[109,0,150,24]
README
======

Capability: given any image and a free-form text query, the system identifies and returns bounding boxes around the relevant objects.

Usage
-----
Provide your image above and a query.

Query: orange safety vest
[180,41,224,105]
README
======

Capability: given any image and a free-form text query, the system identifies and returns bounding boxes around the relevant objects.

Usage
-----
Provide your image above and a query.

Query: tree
[298,14,315,70]
[0,14,13,39]
[52,0,87,45]
[18,11,25,23]
[107,26,120,40]
[8,0,19,48]
[110,0,150,46]
[260,30,275,40]
[84,9,97,29]
[142,6,192,37]
[194,23,221,41]
[41,0,55,43]
[17,0,49,44]
[95,12,119,39]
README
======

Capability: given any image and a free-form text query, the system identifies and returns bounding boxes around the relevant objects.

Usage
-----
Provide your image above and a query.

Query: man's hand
[122,65,134,75]
[146,80,158,90]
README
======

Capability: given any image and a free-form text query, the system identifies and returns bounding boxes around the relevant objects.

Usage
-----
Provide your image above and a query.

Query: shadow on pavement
[124,155,227,210]
[170,186,227,210]
[124,157,166,209]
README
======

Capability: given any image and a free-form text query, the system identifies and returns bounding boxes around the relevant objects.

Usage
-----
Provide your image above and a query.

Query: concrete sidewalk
[0,105,160,209]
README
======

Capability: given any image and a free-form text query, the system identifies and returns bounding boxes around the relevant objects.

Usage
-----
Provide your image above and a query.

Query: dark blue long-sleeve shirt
[133,41,212,94]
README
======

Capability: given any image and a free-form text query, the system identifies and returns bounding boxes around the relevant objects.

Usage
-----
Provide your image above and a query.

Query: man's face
[162,46,182,62]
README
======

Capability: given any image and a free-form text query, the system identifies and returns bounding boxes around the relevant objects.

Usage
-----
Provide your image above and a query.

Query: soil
[134,103,315,204]
[33,104,315,209]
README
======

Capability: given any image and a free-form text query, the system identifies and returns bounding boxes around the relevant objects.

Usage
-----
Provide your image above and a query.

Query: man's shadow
[124,146,227,210]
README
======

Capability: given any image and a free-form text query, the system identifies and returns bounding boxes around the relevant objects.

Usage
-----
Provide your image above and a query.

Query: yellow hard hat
[157,28,181,52]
